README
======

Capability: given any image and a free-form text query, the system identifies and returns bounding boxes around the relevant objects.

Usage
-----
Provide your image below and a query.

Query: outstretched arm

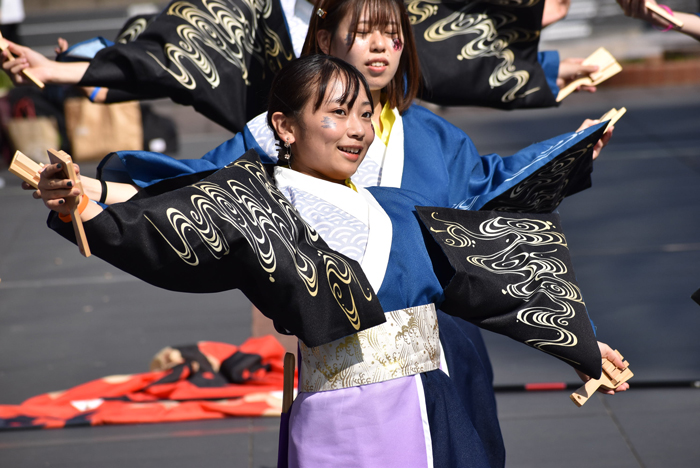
[1,41,89,86]
[617,0,700,40]
[34,163,138,211]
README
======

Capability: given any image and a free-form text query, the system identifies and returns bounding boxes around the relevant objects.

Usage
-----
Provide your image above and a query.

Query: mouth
[338,146,363,161]
[366,59,388,71]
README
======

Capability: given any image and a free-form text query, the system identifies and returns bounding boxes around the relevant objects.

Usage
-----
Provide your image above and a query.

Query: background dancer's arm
[1,41,88,86]
[617,0,700,40]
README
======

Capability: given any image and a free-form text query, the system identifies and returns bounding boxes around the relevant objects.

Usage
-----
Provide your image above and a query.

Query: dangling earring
[284,138,291,161]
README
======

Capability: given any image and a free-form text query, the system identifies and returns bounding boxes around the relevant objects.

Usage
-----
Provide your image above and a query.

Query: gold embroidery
[116,17,151,44]
[146,158,374,329]
[408,0,541,103]
[489,147,591,212]
[429,213,584,362]
[299,304,440,392]
[147,0,293,89]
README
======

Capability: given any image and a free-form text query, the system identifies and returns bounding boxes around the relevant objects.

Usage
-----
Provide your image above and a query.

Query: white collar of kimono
[274,166,392,293]
[358,107,404,188]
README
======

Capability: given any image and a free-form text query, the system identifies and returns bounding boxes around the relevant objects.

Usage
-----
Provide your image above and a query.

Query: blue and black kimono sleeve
[49,150,385,348]
[401,106,607,212]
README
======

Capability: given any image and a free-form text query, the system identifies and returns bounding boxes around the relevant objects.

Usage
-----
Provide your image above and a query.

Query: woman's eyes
[362,111,373,119]
[355,28,398,36]
[333,109,347,116]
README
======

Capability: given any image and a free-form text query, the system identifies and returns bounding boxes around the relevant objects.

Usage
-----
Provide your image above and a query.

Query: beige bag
[6,98,60,164]
[64,98,143,161]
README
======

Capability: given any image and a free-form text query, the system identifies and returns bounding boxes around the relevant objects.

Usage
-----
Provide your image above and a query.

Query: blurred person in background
[0,0,24,44]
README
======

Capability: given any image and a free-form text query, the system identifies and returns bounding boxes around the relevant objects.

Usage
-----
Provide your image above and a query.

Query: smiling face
[319,6,404,93]
[272,75,375,184]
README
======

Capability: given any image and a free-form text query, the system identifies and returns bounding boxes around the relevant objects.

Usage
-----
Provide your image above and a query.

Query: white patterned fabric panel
[279,186,368,263]
[246,113,280,161]
[352,156,382,187]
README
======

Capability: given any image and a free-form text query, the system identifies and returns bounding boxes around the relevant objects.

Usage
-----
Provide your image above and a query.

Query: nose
[347,113,366,140]
[369,30,385,53]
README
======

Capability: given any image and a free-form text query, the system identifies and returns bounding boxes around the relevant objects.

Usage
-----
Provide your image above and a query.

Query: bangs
[348,0,402,38]
[312,63,370,112]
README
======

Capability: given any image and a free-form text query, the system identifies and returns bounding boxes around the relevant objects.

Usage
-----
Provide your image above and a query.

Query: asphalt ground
[1,84,699,467]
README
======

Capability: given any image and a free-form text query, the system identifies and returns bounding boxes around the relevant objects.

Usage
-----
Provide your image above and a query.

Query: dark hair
[302,0,421,114]
[267,55,374,154]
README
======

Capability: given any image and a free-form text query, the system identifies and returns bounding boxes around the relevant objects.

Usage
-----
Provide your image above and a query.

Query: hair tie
[99,179,108,204]
[316,8,327,18]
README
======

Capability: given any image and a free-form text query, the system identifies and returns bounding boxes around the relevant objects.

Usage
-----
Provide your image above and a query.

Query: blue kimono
[52,156,598,467]
[94,105,604,468]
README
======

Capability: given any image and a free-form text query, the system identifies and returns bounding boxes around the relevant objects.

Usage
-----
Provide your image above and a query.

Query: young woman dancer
[38,54,627,468]
[31,2,613,466]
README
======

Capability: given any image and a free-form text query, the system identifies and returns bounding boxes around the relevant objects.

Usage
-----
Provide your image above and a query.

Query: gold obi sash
[299,304,440,393]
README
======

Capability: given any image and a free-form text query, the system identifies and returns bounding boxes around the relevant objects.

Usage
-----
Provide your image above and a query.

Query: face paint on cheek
[392,38,403,51]
[344,33,353,47]
[321,116,336,129]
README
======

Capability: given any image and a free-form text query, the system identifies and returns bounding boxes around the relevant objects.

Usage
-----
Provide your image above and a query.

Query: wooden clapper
[570,350,633,407]
[9,150,44,189]
[11,149,91,257]
[47,149,91,257]
[645,2,684,28]
[0,31,45,88]
[557,48,622,102]
[600,107,627,132]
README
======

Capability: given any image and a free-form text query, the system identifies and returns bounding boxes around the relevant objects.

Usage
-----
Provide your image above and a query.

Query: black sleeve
[412,0,558,109]
[416,207,602,378]
[50,150,385,347]
[78,0,295,132]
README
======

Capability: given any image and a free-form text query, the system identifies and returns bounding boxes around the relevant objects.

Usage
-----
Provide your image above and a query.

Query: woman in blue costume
[30,1,614,466]
[38,54,627,468]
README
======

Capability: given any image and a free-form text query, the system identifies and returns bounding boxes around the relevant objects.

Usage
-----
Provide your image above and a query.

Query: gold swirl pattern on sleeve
[429,213,584,362]
[414,0,540,103]
[299,304,440,392]
[116,18,151,44]
[146,0,293,89]
[319,250,374,330]
[405,0,441,25]
[144,158,374,329]
[406,0,542,26]
[489,145,593,212]
[425,11,538,102]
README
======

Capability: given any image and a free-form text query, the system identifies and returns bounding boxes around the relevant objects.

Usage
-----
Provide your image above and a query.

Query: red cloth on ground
[0,336,291,430]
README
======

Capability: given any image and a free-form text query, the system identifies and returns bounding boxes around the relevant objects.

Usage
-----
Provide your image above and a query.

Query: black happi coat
[51,150,385,348]
[51,149,601,376]
[79,0,295,132]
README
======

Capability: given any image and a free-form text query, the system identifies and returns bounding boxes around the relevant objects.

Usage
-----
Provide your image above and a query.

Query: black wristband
[99,179,108,204]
